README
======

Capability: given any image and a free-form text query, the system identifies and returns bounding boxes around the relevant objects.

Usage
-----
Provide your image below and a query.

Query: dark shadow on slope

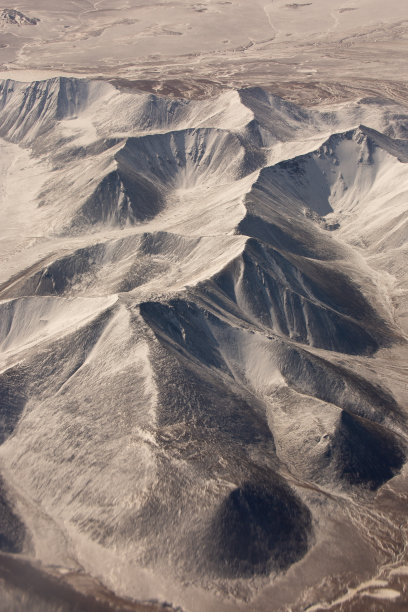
[140,299,277,457]
[242,127,408,228]
[235,121,268,176]
[28,307,115,398]
[0,368,27,444]
[0,232,204,299]
[329,411,405,490]
[238,87,311,141]
[0,476,25,553]
[253,157,333,216]
[288,255,379,321]
[0,245,105,298]
[72,128,248,228]
[154,358,272,448]
[0,77,90,144]
[139,298,278,455]
[207,477,312,578]
[0,303,114,411]
[51,138,120,166]
[238,213,344,261]
[208,239,382,355]
[140,299,226,372]
[280,345,404,425]
[73,169,164,227]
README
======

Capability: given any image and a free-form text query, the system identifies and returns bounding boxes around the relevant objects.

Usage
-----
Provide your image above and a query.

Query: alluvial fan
[0,77,408,612]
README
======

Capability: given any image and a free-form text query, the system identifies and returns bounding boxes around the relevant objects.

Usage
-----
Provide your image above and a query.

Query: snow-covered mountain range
[0,76,408,611]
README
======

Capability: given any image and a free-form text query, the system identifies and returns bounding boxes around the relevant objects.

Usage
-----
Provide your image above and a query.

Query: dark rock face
[208,479,312,578]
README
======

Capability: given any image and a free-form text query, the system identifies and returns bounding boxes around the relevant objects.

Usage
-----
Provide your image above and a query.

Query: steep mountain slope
[0,78,407,611]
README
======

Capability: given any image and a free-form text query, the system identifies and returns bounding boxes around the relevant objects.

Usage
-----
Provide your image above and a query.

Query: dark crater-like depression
[207,480,312,578]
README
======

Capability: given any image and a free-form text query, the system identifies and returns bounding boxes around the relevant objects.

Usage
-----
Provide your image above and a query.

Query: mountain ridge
[0,76,407,611]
